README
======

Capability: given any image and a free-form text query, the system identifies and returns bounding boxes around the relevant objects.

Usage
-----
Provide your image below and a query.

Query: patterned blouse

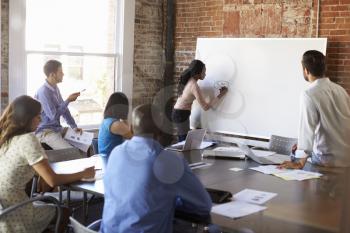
[0,133,55,233]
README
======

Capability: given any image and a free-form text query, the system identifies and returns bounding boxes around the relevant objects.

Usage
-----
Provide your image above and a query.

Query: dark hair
[104,92,129,119]
[178,59,205,95]
[0,95,41,148]
[302,50,326,78]
[43,60,62,77]
[132,104,162,136]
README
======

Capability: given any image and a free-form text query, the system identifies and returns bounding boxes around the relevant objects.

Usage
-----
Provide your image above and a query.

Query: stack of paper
[250,165,322,181]
[211,189,277,219]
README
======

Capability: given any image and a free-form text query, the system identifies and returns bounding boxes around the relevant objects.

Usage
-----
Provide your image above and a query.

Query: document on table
[250,165,322,181]
[273,170,322,181]
[233,189,277,205]
[211,201,267,219]
[250,165,287,175]
[64,128,94,152]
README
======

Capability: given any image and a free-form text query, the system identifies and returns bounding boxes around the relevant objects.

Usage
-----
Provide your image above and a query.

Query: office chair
[268,135,297,155]
[69,217,101,233]
[0,195,62,233]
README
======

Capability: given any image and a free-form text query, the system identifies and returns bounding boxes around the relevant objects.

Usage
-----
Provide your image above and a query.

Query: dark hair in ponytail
[178,59,205,95]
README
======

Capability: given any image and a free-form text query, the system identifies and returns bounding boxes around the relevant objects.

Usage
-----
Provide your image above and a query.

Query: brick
[223,11,240,35]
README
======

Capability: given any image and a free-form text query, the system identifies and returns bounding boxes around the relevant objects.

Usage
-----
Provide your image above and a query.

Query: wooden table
[52,150,350,233]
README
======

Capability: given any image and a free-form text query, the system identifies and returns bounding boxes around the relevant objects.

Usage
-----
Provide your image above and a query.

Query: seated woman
[98,92,132,157]
[172,59,228,141]
[0,95,95,233]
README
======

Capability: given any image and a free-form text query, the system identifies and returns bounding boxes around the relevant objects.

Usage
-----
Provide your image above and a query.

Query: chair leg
[83,192,88,222]
[30,176,38,198]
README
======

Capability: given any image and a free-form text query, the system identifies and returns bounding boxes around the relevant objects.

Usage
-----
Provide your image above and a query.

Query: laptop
[237,143,290,165]
[167,129,206,152]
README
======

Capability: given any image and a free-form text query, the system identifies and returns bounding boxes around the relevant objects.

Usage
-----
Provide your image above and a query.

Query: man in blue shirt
[101,104,212,233]
[35,60,82,149]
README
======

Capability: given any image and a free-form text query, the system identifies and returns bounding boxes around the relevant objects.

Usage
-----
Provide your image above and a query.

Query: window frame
[9,0,135,128]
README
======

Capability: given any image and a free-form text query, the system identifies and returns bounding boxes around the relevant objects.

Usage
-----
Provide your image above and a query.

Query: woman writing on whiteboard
[172,59,228,141]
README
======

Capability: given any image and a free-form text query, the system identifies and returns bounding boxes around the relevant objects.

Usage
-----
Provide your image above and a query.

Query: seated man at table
[279,50,350,169]
[100,104,212,233]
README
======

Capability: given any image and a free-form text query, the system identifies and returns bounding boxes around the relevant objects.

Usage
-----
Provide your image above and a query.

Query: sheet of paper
[211,201,267,219]
[50,156,100,174]
[251,149,276,157]
[229,167,243,172]
[250,166,322,181]
[64,128,94,152]
[274,170,322,181]
[190,162,212,170]
[250,165,287,175]
[234,189,277,205]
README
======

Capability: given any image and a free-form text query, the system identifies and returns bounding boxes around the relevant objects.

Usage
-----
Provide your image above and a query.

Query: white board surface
[192,38,327,138]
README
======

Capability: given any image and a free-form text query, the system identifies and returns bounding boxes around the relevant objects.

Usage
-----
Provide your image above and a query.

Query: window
[9,0,135,127]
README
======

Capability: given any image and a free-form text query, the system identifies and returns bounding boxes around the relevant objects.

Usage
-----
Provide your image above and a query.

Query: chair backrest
[91,138,99,154]
[70,217,98,233]
[268,135,298,155]
[0,195,61,233]
[46,148,84,163]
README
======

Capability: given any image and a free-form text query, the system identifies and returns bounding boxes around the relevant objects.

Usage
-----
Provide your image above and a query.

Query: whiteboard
[191,38,327,138]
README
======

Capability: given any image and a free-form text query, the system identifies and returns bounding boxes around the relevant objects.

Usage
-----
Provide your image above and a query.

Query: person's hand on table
[82,167,95,179]
[277,157,307,169]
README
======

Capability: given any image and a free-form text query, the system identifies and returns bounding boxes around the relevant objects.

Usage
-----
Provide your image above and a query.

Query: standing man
[280,50,350,169]
[100,104,212,233]
[35,60,82,149]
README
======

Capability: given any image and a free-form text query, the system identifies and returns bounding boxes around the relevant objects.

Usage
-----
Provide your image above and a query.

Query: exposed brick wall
[174,0,350,94]
[319,0,350,91]
[132,0,166,108]
[0,0,9,113]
